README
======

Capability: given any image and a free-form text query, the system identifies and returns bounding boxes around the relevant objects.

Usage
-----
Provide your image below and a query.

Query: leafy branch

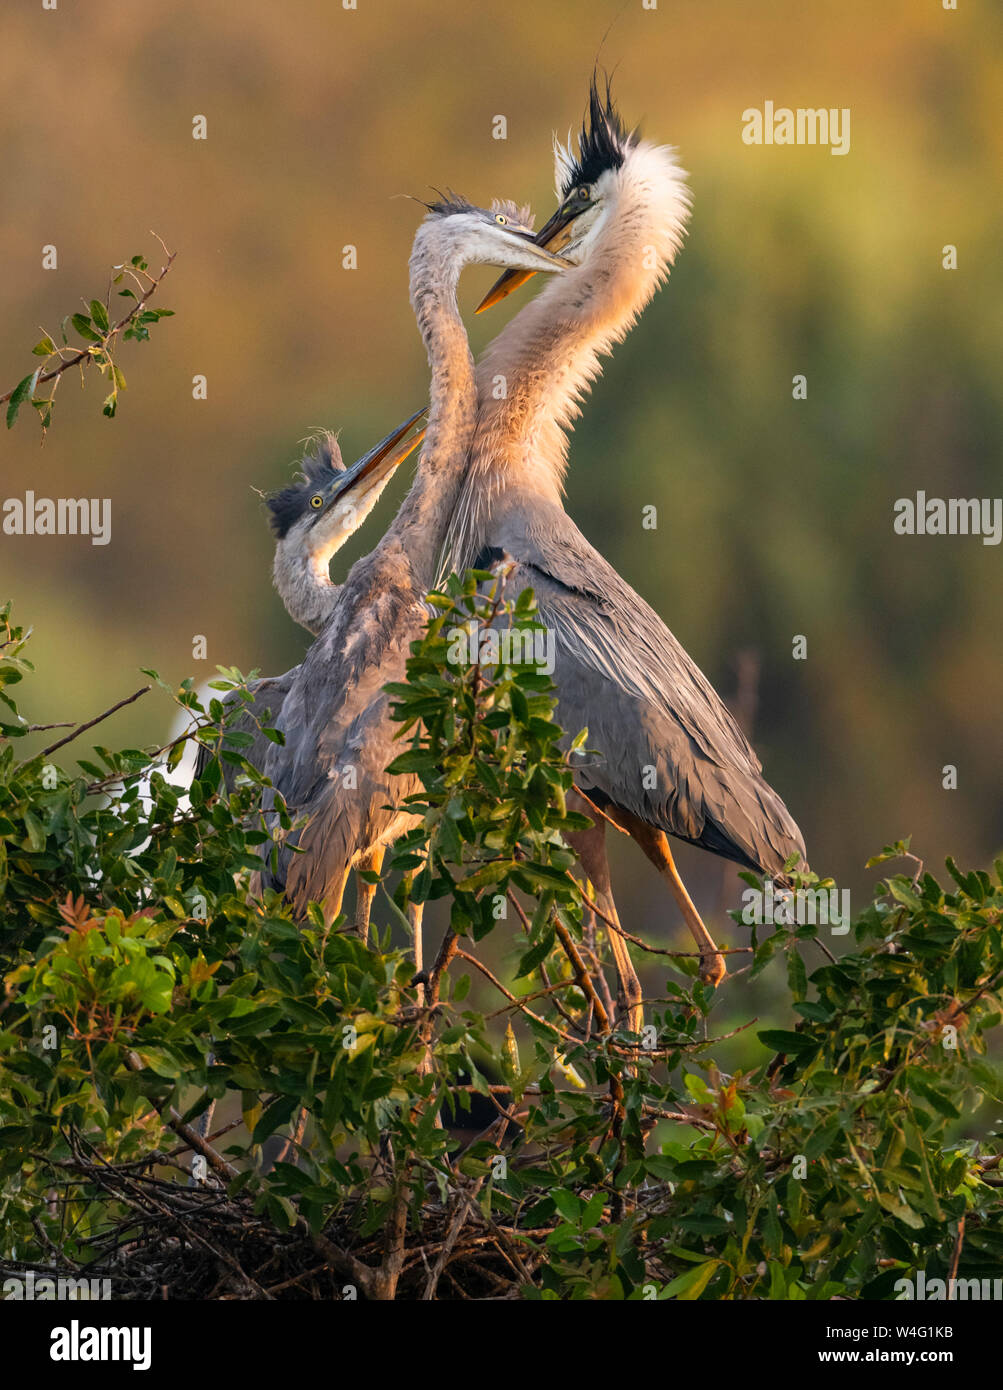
[2,235,176,438]
[0,592,1000,1300]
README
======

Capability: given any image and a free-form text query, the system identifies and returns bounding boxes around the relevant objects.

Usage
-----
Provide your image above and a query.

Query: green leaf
[904,1067,960,1119]
[877,1192,925,1229]
[385,749,437,775]
[581,1190,605,1230]
[757,1028,817,1056]
[454,860,513,892]
[550,1188,581,1224]
[762,1193,783,1253]
[664,1260,718,1300]
[23,811,46,852]
[514,928,555,979]
[787,946,807,1001]
[6,370,40,428]
[71,313,101,343]
[251,1095,299,1145]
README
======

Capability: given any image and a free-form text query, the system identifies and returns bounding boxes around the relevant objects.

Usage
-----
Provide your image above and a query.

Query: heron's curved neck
[445,148,686,571]
[272,230,474,630]
[382,230,477,587]
[272,539,340,636]
[476,203,657,499]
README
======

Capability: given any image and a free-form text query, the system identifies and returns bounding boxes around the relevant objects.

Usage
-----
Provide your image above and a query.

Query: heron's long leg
[399,850,427,980]
[610,808,726,987]
[182,1049,229,1189]
[411,898,435,1097]
[410,898,424,979]
[320,866,350,932]
[354,844,385,945]
[411,889,433,1081]
[272,1105,309,1170]
[565,800,643,1035]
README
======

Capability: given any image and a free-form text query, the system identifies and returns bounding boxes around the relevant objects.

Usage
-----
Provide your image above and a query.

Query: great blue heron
[439,77,807,1025]
[260,198,572,946]
[194,414,426,937]
[268,416,426,638]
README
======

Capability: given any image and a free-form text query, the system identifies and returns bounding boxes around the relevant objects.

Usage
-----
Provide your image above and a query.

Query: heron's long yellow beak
[337,409,427,498]
[475,209,581,314]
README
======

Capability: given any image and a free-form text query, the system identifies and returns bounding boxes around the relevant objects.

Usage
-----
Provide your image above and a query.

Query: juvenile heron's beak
[476,204,582,314]
[504,229,575,273]
[328,408,427,508]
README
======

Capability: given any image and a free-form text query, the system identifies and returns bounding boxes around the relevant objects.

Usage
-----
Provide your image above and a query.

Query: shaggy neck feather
[443,143,689,573]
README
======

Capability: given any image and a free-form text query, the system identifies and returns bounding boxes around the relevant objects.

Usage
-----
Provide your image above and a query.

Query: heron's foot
[699,949,727,987]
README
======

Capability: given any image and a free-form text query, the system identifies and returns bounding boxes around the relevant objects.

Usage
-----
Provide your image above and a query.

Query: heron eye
[494,213,507,225]
[577,185,591,200]
[310,494,324,509]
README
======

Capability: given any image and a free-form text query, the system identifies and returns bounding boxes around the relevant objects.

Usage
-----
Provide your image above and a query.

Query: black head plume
[422,188,476,218]
[267,433,344,538]
[560,71,632,197]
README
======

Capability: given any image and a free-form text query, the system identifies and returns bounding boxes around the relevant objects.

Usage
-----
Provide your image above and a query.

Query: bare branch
[39,686,151,758]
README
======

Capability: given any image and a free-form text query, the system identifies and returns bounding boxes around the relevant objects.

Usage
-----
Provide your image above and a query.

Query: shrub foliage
[0,588,1000,1300]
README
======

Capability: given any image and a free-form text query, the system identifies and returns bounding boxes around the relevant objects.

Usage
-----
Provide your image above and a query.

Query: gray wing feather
[193,669,298,791]
[487,499,807,878]
[260,547,425,909]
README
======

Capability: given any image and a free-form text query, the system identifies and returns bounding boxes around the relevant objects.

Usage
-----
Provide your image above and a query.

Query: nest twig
[7,1146,547,1301]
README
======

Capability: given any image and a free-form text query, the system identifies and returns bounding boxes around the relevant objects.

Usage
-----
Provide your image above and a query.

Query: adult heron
[441,78,807,1026]
[260,198,572,939]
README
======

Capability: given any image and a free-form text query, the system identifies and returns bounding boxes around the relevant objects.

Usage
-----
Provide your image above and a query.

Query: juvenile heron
[441,78,807,1024]
[194,413,426,937]
[268,414,426,638]
[261,198,572,942]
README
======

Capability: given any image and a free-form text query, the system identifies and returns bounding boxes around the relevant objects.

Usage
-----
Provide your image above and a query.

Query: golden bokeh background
[2,0,1000,941]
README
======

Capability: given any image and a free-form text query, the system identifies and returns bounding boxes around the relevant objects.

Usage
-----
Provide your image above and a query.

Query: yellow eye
[495,213,508,225]
[310,494,324,509]
[577,185,591,200]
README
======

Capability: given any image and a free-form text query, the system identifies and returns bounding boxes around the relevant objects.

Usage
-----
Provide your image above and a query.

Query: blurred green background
[2,0,1000,949]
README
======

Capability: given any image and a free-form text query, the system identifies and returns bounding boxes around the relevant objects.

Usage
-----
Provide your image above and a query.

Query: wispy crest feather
[553,70,634,198]
[424,188,475,217]
[440,76,691,580]
[490,198,535,229]
[267,433,344,539]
